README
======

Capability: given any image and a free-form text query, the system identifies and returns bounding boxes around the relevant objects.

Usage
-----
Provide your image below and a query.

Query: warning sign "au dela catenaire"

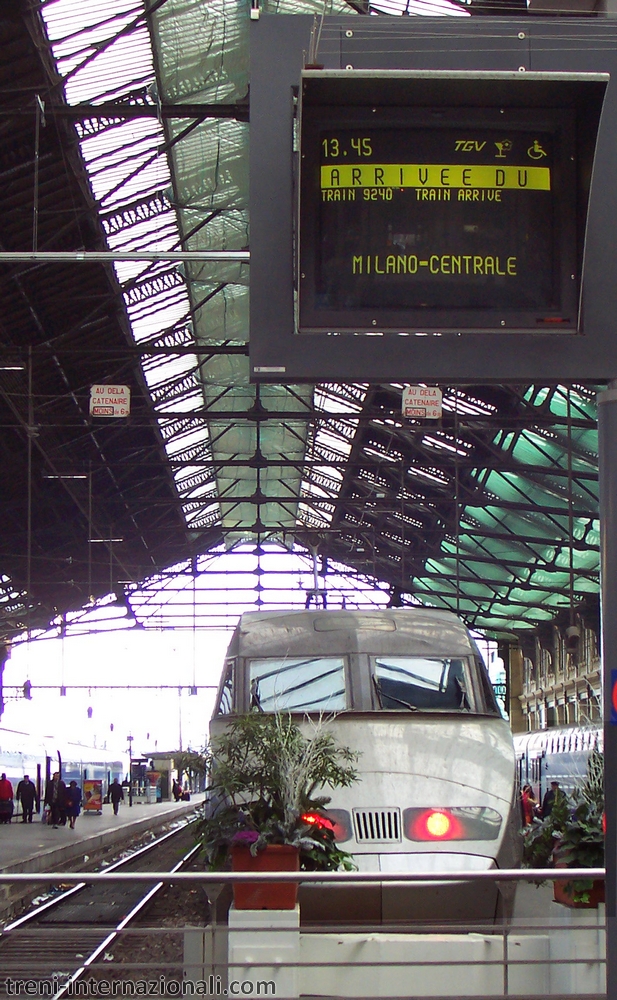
[89,384,131,418]
[402,385,442,420]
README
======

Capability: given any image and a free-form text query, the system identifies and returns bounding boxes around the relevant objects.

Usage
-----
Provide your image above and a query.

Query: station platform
[0,794,204,877]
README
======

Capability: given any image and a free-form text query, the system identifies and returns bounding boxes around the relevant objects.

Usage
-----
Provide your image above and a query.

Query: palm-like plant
[198,712,359,871]
[522,744,605,904]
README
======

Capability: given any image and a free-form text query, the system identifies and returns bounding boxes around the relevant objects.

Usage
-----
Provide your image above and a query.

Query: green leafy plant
[198,712,359,871]
[522,745,605,904]
[554,745,604,904]
[522,787,569,870]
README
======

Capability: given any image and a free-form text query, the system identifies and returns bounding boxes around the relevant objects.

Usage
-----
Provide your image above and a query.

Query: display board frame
[249,15,615,382]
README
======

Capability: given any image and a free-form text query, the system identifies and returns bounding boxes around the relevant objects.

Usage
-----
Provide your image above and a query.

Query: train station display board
[249,16,617,383]
[298,79,580,336]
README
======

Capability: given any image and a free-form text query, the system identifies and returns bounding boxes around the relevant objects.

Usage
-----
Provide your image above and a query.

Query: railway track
[0,820,201,996]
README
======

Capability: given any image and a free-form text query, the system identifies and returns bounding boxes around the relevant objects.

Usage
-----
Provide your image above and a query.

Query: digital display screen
[298,108,577,334]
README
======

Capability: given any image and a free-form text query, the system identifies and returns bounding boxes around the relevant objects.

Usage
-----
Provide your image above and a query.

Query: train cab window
[372,656,474,712]
[248,656,346,712]
[475,658,502,716]
[216,661,235,716]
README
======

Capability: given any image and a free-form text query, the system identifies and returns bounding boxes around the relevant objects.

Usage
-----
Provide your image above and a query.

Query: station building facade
[506,601,601,733]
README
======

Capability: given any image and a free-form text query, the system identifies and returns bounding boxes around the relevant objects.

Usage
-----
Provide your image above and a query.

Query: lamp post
[127,734,133,808]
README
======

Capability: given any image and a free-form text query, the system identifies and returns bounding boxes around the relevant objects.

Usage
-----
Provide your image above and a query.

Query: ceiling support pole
[26,346,33,644]
[0,251,249,263]
[0,644,8,719]
[597,381,617,1000]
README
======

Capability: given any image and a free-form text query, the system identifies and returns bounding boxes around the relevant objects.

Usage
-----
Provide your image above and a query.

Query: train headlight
[403,807,502,841]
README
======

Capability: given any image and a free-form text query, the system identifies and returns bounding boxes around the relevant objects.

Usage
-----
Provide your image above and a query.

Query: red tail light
[301,812,335,832]
[301,809,352,842]
[411,809,462,841]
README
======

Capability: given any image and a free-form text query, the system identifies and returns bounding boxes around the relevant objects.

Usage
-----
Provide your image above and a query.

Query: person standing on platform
[541,780,561,819]
[65,780,82,830]
[172,779,181,802]
[0,773,13,823]
[520,784,538,826]
[109,778,124,816]
[44,772,66,828]
[16,774,38,823]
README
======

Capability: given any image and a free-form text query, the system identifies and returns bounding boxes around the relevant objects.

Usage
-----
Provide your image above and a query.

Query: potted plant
[552,745,605,907]
[198,712,359,909]
[522,745,605,907]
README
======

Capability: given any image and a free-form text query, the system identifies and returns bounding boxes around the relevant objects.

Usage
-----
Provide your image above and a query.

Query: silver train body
[212,608,521,924]
[514,725,602,804]
[0,727,124,805]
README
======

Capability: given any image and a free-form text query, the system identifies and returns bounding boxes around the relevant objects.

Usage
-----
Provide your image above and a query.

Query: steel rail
[54,842,202,1000]
[1,818,197,934]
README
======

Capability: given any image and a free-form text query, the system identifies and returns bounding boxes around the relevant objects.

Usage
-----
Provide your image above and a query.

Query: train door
[516,755,525,792]
[532,753,544,802]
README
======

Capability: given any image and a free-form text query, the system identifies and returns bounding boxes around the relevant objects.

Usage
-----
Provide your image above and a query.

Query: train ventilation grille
[352,808,401,843]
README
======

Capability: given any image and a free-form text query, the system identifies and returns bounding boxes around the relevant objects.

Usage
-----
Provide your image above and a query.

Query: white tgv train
[211,608,521,924]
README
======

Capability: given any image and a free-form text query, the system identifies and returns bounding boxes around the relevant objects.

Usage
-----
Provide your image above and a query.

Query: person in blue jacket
[65,780,82,830]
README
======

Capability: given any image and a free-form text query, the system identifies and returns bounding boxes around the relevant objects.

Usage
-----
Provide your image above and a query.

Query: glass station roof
[8,0,598,640]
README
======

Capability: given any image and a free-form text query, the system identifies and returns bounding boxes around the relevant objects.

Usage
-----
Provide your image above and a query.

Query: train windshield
[249,656,346,712]
[373,656,473,712]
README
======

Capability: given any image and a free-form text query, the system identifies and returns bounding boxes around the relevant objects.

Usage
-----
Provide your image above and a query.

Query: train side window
[248,656,347,713]
[216,660,235,716]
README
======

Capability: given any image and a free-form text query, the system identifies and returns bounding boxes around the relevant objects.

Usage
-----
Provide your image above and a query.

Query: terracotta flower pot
[230,843,300,909]
[553,876,605,908]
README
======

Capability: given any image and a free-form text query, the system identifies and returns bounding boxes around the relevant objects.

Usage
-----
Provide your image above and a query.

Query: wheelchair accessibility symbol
[527,140,547,160]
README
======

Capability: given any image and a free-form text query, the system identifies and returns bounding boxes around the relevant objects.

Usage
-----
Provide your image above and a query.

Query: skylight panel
[370,0,469,13]
[315,385,364,415]
[47,14,152,105]
[407,466,450,486]
[303,482,334,500]
[442,390,497,416]
[363,446,399,463]
[41,0,216,535]
[298,384,367,529]
[315,464,344,483]
[423,434,470,457]
[312,428,354,459]
[142,350,195,383]
[158,390,203,415]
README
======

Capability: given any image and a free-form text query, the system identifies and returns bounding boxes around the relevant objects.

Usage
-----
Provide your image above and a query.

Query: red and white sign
[90,384,131,418]
[402,385,442,420]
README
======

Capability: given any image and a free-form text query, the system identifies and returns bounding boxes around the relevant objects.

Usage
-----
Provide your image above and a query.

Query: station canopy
[0,0,599,643]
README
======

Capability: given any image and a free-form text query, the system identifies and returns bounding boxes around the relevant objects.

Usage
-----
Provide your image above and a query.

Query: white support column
[548,902,606,995]
[228,906,300,1000]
